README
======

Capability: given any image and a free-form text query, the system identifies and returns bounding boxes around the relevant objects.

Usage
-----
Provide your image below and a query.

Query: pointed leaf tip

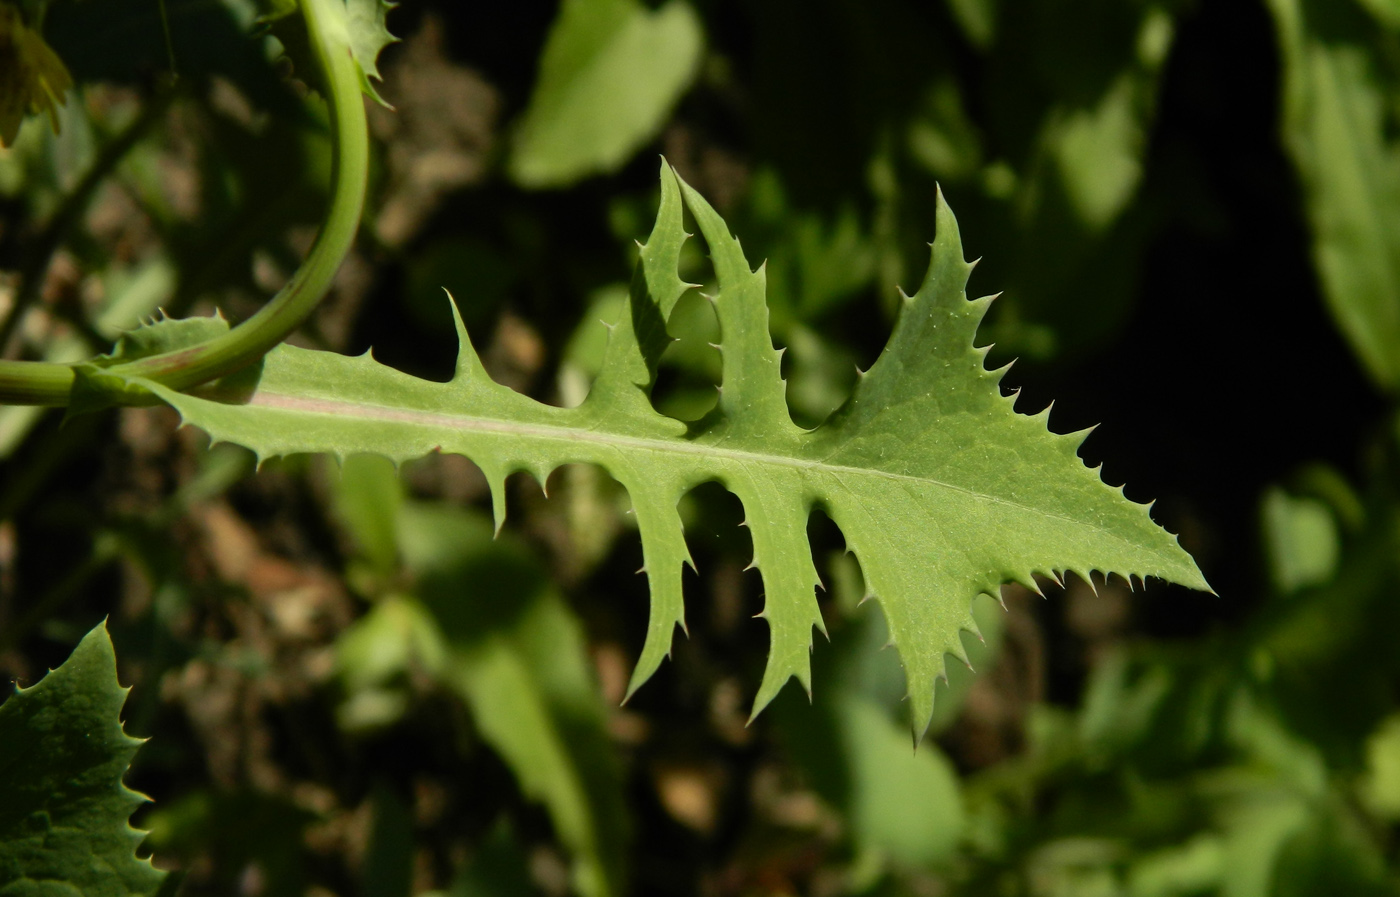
[0,621,166,896]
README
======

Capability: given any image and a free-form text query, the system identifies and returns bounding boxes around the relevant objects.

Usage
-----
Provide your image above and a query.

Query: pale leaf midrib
[243,391,1153,553]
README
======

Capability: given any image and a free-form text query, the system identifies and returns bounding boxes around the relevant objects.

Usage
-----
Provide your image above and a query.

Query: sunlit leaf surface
[139,164,1207,737]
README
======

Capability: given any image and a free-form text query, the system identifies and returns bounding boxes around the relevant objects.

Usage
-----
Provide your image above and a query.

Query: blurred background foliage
[4,0,1400,894]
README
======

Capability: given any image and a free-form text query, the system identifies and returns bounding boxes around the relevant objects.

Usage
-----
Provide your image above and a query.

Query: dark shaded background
[5,0,1400,894]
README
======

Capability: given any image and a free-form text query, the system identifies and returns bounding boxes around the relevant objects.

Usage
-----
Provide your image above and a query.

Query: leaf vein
[247,391,1139,547]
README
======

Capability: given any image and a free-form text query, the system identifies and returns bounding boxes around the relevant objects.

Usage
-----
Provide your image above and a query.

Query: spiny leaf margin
[257,0,398,107]
[0,620,166,897]
[69,312,263,417]
[132,162,1209,738]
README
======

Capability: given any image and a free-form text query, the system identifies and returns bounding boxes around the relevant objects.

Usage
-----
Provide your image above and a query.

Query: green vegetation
[0,0,1397,895]
[0,622,165,897]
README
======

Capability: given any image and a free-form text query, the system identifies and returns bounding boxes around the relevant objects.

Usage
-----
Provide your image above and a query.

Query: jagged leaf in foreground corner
[138,162,1209,737]
[0,621,165,897]
[509,0,703,188]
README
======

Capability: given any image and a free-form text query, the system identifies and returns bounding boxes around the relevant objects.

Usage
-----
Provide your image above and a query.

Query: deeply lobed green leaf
[138,163,1208,737]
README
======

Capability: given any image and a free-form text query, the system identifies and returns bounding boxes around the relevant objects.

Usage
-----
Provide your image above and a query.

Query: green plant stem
[0,0,368,405]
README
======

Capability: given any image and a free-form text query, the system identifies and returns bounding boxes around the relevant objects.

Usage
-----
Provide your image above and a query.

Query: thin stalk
[0,0,368,404]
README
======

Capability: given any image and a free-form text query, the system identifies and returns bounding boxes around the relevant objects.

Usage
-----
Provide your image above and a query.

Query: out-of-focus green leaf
[1077,649,1176,756]
[447,822,539,897]
[46,0,292,107]
[1260,487,1339,594]
[1126,835,1223,897]
[401,504,628,897]
[1256,493,1400,765]
[795,217,876,317]
[736,169,880,387]
[777,686,965,871]
[334,595,445,730]
[1025,838,1125,897]
[330,452,627,895]
[335,453,404,578]
[1361,714,1400,820]
[907,79,983,181]
[1269,0,1400,390]
[561,285,630,391]
[1270,802,1390,897]
[926,593,1005,735]
[509,0,703,188]
[838,697,965,867]
[141,790,317,897]
[779,325,858,429]
[775,581,969,872]
[95,258,179,342]
[0,621,166,897]
[1045,72,1146,231]
[0,90,70,203]
[1290,463,1366,533]
[962,0,1175,360]
[1215,792,1308,897]
[363,785,413,897]
[945,0,996,48]
[1226,689,1329,795]
[1357,0,1400,30]
[0,3,73,148]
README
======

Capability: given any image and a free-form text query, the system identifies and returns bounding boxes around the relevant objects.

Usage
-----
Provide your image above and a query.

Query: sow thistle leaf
[69,313,263,416]
[343,0,398,107]
[257,0,397,106]
[0,621,165,897]
[135,163,1208,736]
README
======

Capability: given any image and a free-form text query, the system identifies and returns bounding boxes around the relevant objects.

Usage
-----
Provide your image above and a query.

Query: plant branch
[0,0,369,405]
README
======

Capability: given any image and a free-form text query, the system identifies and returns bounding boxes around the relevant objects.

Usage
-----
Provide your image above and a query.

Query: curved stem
[0,0,368,405]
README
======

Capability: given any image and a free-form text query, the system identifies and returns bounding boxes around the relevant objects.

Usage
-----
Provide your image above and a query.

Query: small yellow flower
[0,3,73,148]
